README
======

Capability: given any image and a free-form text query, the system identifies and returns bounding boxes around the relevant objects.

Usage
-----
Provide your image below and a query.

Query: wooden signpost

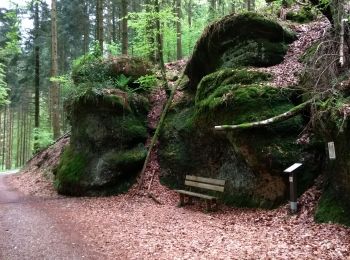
[284,163,302,214]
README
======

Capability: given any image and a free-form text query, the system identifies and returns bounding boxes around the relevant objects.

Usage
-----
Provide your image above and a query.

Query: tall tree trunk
[155,0,165,74]
[246,0,253,11]
[176,0,182,60]
[6,106,13,169]
[15,107,20,168]
[83,1,90,54]
[121,0,128,55]
[187,0,192,27]
[2,109,6,170]
[34,1,40,151]
[145,0,155,62]
[112,0,117,43]
[0,112,2,168]
[51,0,60,139]
[96,0,104,53]
[106,0,112,44]
[20,105,26,165]
[231,1,236,14]
[208,0,216,20]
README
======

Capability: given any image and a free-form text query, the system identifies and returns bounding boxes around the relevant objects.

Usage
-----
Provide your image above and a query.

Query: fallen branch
[136,74,185,191]
[214,100,312,131]
[147,192,162,204]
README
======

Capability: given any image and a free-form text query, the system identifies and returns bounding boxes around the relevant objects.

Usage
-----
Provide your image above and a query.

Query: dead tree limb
[136,74,185,191]
[214,100,312,131]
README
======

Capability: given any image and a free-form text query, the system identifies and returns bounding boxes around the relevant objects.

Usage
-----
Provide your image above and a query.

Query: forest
[1,0,350,259]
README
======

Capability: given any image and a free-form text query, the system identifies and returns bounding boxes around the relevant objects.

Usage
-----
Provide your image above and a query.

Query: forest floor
[2,171,350,260]
[2,17,350,260]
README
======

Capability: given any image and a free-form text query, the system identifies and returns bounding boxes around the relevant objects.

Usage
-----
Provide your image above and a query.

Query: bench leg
[206,200,211,212]
[188,196,193,205]
[214,199,219,211]
[177,193,185,207]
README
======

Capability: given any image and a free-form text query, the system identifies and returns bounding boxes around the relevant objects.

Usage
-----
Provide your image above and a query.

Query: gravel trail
[0,174,103,260]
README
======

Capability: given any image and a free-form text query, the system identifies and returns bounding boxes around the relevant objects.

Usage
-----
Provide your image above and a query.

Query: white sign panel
[328,142,336,160]
[284,163,302,173]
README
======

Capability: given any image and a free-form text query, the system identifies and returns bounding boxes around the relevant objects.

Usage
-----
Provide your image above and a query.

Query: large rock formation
[55,56,152,196]
[159,13,323,208]
[184,12,296,90]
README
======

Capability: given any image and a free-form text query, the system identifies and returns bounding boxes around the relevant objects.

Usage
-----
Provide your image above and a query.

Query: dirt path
[0,174,103,260]
[4,170,350,259]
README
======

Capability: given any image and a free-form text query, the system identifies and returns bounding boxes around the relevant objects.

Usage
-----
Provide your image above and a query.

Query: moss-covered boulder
[286,7,316,23]
[72,55,151,86]
[159,69,323,208]
[313,98,350,226]
[184,12,296,90]
[55,56,152,196]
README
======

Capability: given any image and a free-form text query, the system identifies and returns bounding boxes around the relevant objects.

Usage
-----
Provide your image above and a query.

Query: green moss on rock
[194,69,296,127]
[103,146,147,173]
[221,39,289,68]
[286,7,316,23]
[315,188,350,226]
[58,55,152,196]
[72,55,151,85]
[195,69,271,103]
[159,67,322,209]
[55,146,88,195]
[184,12,296,90]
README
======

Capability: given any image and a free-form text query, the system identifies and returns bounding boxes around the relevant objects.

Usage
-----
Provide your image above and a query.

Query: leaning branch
[136,74,185,191]
[214,100,312,131]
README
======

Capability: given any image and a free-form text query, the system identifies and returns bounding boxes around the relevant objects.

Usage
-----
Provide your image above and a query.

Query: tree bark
[176,0,182,60]
[112,0,117,43]
[34,0,40,150]
[51,0,60,139]
[6,106,13,169]
[83,1,90,54]
[121,0,128,55]
[155,0,166,74]
[208,0,216,20]
[1,110,5,170]
[96,0,104,53]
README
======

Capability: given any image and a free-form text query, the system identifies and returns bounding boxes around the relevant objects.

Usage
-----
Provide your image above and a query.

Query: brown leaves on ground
[256,18,330,88]
[8,135,69,198]
[24,181,349,260]
[6,113,350,260]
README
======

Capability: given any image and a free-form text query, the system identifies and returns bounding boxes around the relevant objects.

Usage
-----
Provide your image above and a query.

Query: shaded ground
[0,174,103,260]
[3,172,350,260]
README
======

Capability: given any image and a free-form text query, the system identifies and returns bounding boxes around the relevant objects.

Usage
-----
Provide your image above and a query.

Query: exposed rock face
[184,12,296,90]
[315,108,350,226]
[159,69,322,208]
[159,14,322,208]
[55,56,151,196]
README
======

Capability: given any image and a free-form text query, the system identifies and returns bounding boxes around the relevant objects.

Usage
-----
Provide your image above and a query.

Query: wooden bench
[175,175,225,211]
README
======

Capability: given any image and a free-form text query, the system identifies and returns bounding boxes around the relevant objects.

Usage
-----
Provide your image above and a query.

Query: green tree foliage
[0,9,21,106]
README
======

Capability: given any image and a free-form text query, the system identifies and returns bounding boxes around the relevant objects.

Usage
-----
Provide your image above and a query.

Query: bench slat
[175,190,217,200]
[186,175,225,186]
[185,180,225,192]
